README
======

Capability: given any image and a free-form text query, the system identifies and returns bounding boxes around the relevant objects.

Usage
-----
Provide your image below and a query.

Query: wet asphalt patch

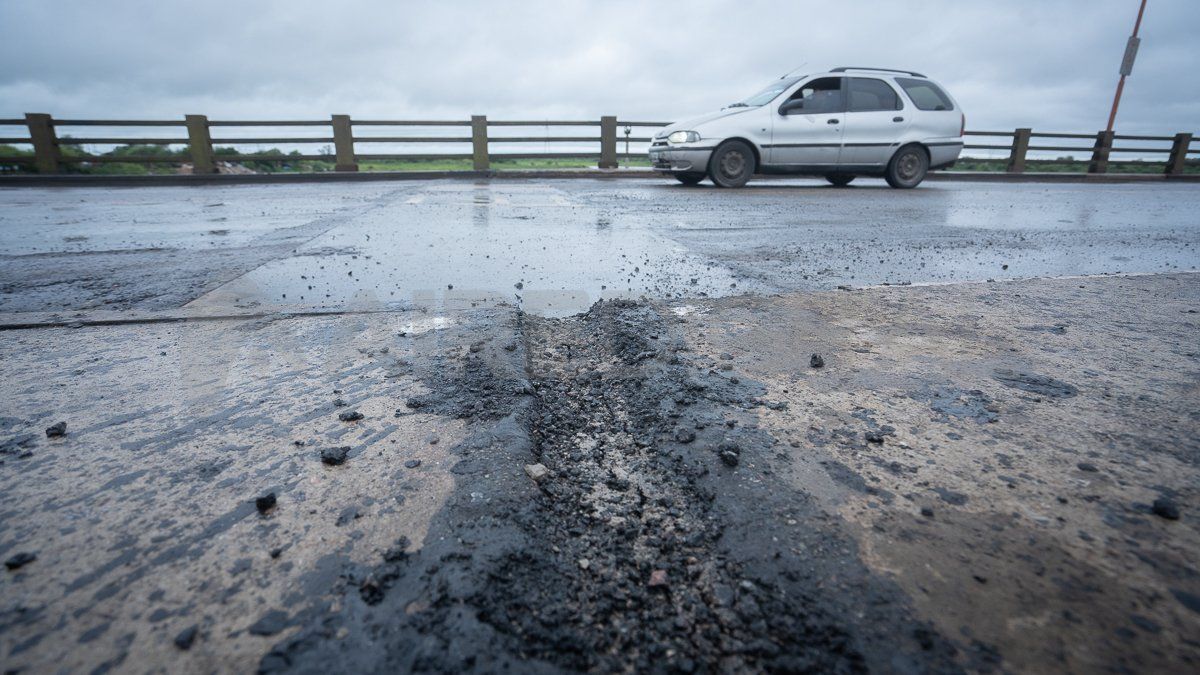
[261,300,962,673]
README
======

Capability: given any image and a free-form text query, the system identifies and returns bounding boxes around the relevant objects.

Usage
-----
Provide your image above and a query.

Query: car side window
[895,77,955,111]
[847,78,903,112]
[781,77,843,115]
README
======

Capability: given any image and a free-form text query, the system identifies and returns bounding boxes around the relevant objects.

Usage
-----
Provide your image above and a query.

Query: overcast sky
[2,0,1198,136]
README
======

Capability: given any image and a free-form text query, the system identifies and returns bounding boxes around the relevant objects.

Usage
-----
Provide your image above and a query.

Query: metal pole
[1105,0,1148,134]
[623,125,631,169]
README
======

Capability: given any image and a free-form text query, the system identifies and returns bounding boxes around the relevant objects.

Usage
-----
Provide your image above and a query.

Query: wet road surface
[1,178,1197,316]
[1,178,1198,673]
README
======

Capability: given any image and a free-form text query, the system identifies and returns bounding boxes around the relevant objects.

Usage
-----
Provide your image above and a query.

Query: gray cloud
[2,0,1197,137]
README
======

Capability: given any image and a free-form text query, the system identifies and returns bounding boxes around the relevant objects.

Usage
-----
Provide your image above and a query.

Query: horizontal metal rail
[486,153,601,160]
[351,120,471,126]
[207,120,330,127]
[1102,146,1180,153]
[352,136,472,143]
[356,153,473,161]
[53,119,186,126]
[1027,145,1123,152]
[489,136,600,143]
[59,155,189,163]
[1029,132,1098,139]
[211,137,334,144]
[57,137,189,145]
[1112,134,1177,141]
[488,120,601,127]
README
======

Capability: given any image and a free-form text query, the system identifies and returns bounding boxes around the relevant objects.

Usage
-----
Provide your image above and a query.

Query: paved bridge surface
[1,178,1198,673]
[1,178,1197,317]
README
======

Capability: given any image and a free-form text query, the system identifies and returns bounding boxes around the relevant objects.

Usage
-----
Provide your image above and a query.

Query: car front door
[840,77,910,166]
[767,76,845,166]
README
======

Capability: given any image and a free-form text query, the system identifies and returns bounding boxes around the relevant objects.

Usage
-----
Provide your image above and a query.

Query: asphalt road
[1,178,1198,673]
[1,178,1197,316]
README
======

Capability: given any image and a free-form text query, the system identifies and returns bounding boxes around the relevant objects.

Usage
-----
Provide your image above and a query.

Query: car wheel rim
[720,150,746,179]
[897,151,922,181]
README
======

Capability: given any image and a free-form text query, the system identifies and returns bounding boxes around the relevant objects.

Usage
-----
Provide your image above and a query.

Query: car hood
[657,107,756,137]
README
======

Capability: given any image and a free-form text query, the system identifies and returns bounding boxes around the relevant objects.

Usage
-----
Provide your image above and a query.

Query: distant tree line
[0,140,335,174]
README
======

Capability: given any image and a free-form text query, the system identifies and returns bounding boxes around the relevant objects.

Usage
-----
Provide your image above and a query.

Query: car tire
[708,141,756,188]
[825,173,855,187]
[674,172,705,186]
[885,144,929,189]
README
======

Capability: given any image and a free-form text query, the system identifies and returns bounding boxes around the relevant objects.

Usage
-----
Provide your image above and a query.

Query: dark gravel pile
[466,299,870,672]
[262,301,958,674]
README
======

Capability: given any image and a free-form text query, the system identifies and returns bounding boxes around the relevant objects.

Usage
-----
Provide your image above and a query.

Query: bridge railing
[964,129,1196,175]
[1,113,1196,175]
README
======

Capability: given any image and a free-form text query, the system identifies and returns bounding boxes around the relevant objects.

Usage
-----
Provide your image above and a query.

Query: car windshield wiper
[725,102,749,108]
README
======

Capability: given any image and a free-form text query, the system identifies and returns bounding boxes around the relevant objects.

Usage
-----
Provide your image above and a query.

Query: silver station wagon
[650,67,964,188]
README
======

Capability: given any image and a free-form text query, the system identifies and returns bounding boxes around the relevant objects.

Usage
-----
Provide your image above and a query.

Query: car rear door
[767,76,845,166]
[840,77,910,166]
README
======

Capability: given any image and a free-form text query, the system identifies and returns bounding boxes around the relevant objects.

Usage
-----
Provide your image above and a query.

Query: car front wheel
[674,172,705,186]
[708,141,755,188]
[885,145,929,189]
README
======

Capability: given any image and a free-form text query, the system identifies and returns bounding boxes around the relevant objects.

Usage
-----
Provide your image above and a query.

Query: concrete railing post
[1087,130,1114,174]
[185,114,216,175]
[1007,128,1031,174]
[25,113,62,174]
[1165,132,1192,176]
[599,115,618,169]
[331,114,357,172]
[471,115,489,171]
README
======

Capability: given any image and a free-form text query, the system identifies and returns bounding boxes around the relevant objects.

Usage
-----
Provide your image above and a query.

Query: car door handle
[893,116,904,122]
[827,118,840,125]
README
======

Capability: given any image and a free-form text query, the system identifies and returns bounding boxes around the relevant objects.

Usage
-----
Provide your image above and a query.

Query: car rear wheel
[708,141,755,188]
[885,145,929,189]
[674,172,705,186]
[825,173,855,187]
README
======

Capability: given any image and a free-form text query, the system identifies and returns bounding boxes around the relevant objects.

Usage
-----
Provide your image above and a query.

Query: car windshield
[732,77,803,107]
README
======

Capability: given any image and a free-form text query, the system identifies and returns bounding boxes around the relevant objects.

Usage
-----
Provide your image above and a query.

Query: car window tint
[847,78,902,112]
[896,77,954,111]
[784,77,843,115]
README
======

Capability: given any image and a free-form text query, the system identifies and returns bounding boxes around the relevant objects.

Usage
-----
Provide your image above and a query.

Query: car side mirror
[779,100,805,115]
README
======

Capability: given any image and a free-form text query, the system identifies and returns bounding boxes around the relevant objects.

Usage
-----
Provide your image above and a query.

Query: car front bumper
[648,145,714,173]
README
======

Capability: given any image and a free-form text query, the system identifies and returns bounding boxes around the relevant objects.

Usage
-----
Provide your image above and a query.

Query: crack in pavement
[261,300,966,673]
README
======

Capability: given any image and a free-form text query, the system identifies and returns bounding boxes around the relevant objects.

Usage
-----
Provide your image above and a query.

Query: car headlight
[667,130,700,144]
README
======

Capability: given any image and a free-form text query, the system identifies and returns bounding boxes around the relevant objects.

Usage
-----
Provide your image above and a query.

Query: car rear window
[896,78,954,111]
